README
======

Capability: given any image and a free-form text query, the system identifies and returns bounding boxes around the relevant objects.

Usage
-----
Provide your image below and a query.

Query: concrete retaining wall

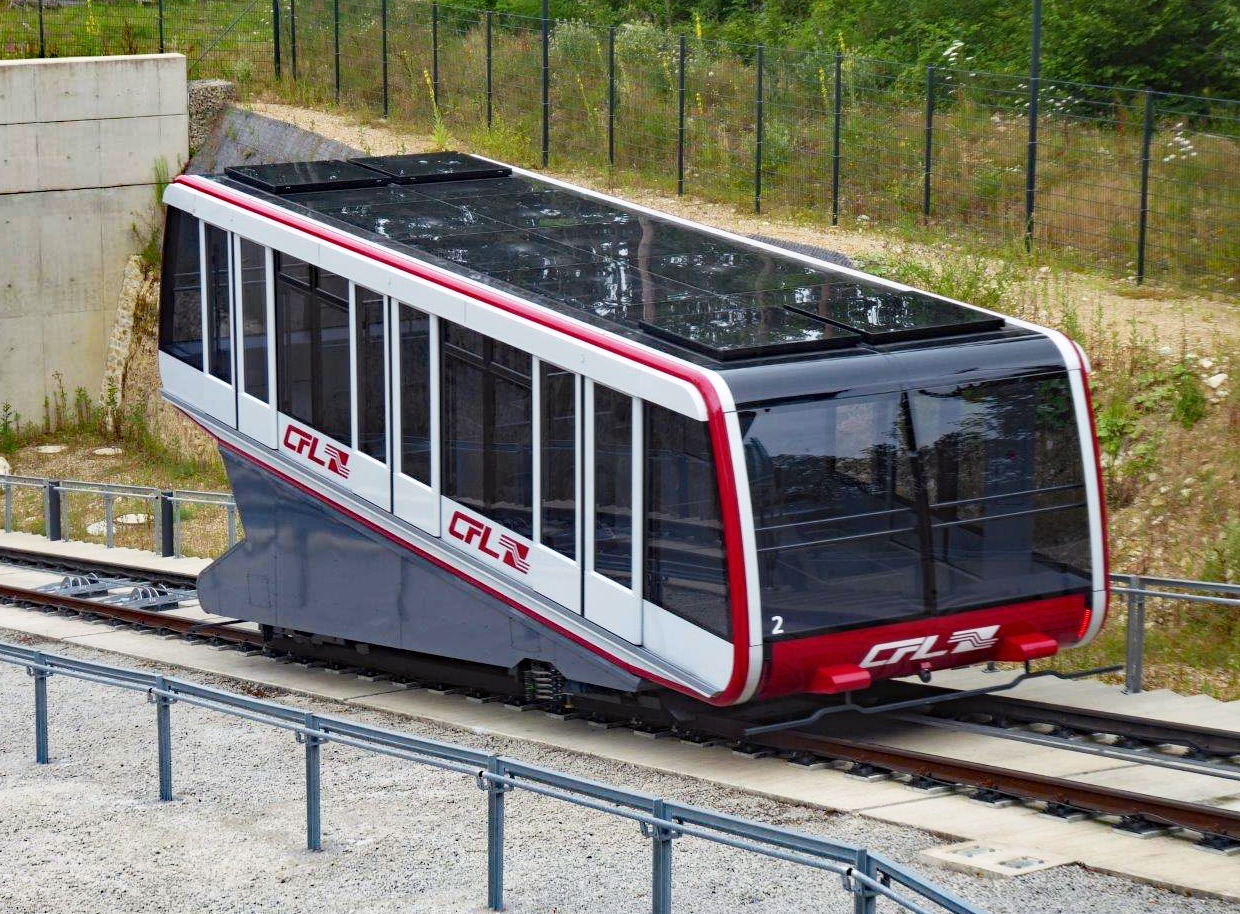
[0,54,188,422]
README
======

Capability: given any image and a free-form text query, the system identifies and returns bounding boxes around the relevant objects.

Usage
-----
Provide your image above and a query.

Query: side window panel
[205,225,232,384]
[645,405,730,638]
[356,287,386,462]
[238,239,268,401]
[442,321,533,537]
[275,254,352,445]
[398,304,432,482]
[540,363,576,559]
[158,208,203,370]
[593,384,632,587]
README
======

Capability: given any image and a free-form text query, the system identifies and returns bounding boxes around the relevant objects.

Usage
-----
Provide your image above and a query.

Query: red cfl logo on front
[283,424,351,479]
[448,511,531,573]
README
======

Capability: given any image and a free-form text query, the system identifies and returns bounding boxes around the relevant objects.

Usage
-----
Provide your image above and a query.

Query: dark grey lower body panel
[197,450,641,693]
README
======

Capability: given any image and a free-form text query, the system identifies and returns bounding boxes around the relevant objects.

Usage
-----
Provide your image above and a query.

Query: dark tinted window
[743,372,1090,639]
[645,405,730,638]
[398,304,432,482]
[910,374,1090,612]
[743,395,922,637]
[541,363,576,559]
[442,322,533,536]
[238,239,268,401]
[275,254,352,445]
[205,225,232,384]
[356,287,386,462]
[159,208,203,369]
[594,385,632,587]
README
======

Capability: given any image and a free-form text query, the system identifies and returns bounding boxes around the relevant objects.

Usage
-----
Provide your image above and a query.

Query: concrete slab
[0,604,113,640]
[922,840,1072,878]
[0,123,40,194]
[868,794,1240,900]
[1069,762,1240,807]
[38,190,104,309]
[0,193,44,317]
[34,119,103,192]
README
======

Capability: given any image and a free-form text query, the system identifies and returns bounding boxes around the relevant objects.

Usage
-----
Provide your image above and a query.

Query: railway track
[3,545,1240,850]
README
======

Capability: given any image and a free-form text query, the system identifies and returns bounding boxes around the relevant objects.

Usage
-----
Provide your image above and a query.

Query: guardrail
[1108,573,1240,694]
[0,640,984,914]
[1,475,238,559]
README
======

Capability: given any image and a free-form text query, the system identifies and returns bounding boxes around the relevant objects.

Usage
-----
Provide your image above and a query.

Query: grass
[3,1,1237,293]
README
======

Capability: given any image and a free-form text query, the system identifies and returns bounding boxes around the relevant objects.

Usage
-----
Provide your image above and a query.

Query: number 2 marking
[771,616,784,636]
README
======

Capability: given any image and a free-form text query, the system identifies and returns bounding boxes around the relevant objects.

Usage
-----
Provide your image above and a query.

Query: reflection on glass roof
[221,152,1006,361]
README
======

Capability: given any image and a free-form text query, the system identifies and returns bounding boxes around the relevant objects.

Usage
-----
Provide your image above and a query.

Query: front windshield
[741,372,1091,639]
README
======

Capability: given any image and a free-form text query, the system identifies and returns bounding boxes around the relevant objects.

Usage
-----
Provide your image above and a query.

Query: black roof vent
[350,152,511,184]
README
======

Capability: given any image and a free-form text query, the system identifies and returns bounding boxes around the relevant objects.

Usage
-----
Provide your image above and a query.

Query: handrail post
[648,799,677,914]
[851,849,879,914]
[151,679,175,801]
[301,715,324,851]
[677,35,686,196]
[226,502,238,548]
[484,756,508,910]
[172,496,182,559]
[1124,575,1146,694]
[831,51,842,226]
[29,656,50,764]
[104,491,115,548]
[1136,90,1155,285]
[3,479,12,532]
[44,479,61,541]
[159,491,175,557]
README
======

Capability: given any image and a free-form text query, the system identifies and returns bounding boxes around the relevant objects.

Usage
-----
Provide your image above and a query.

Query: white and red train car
[159,153,1107,708]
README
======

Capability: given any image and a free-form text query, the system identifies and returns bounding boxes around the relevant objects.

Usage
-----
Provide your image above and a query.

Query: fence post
[333,0,341,102]
[271,0,281,81]
[1136,90,1155,285]
[381,0,389,118]
[540,0,550,168]
[485,757,507,910]
[44,480,61,541]
[923,65,935,222]
[37,0,45,58]
[677,36,686,196]
[301,714,324,851]
[432,3,440,109]
[290,0,298,81]
[485,11,493,129]
[30,655,50,764]
[1124,576,1146,694]
[754,45,764,215]
[152,679,174,801]
[157,0,165,54]
[1023,0,1042,251]
[649,799,675,914]
[831,51,842,226]
[3,480,12,532]
[159,491,175,558]
[607,26,616,168]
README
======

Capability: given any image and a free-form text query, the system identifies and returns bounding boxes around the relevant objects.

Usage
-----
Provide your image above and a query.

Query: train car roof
[208,153,1026,370]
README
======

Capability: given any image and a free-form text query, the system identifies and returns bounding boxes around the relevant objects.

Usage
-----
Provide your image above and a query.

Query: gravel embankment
[0,632,1230,914]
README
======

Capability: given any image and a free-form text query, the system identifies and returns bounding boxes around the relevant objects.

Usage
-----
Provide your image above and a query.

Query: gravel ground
[0,631,1231,914]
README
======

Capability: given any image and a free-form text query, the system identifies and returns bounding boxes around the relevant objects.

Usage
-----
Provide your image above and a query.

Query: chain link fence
[3,0,1237,293]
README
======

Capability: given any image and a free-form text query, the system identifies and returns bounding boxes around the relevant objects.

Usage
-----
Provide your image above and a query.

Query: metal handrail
[1107,573,1239,694]
[0,641,984,914]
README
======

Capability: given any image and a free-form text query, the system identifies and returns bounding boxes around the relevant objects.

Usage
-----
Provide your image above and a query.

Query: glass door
[583,381,643,643]
[233,238,277,447]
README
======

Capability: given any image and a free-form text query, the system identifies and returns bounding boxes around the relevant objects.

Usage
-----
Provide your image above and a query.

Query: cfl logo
[860,625,1000,669]
[448,511,531,574]
[283,424,351,479]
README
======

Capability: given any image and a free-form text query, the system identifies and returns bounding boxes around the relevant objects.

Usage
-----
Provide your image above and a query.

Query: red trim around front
[176,173,754,704]
[1072,340,1110,636]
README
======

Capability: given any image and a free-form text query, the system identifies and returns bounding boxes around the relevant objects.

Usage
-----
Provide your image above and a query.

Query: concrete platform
[0,531,211,579]
[0,600,1237,901]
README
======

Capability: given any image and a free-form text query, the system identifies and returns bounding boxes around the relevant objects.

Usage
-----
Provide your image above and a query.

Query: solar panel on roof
[453,190,633,230]
[640,299,859,360]
[301,198,505,243]
[407,175,543,200]
[350,152,511,183]
[497,261,702,321]
[225,160,391,194]
[415,230,604,273]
